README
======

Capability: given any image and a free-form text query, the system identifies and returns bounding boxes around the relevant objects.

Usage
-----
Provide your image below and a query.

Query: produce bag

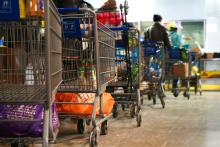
[56,92,115,116]
[0,103,59,138]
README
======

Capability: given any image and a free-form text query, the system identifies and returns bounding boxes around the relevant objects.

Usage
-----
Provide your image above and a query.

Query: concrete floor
[2,92,220,147]
[97,92,220,147]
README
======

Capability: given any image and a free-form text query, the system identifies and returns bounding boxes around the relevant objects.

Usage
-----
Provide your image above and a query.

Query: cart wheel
[200,91,202,96]
[11,143,28,147]
[153,96,156,105]
[77,119,85,134]
[195,87,198,95]
[121,104,126,111]
[136,114,142,127]
[148,95,151,100]
[89,131,98,147]
[159,96,165,109]
[130,105,136,118]
[141,96,144,105]
[86,119,91,126]
[183,91,190,100]
[113,105,118,118]
[100,120,108,135]
[11,143,18,147]
[173,91,179,97]
[187,95,190,100]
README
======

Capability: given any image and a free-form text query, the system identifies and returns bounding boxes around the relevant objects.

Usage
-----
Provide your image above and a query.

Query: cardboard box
[0,46,25,84]
[173,63,189,78]
[207,53,213,59]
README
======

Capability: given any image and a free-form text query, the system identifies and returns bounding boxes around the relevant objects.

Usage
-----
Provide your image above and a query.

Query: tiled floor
[1,92,220,147]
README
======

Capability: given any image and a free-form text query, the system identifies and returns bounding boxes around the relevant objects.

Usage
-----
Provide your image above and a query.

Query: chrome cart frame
[165,49,192,99]
[56,7,116,147]
[140,41,165,108]
[0,0,62,147]
[106,26,142,127]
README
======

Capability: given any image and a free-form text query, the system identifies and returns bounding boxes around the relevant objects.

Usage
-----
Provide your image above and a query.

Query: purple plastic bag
[0,103,59,138]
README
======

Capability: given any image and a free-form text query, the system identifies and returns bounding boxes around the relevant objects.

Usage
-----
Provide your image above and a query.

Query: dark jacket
[144,22,171,49]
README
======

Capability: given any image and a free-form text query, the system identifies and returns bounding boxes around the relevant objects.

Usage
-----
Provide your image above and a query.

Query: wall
[87,0,220,52]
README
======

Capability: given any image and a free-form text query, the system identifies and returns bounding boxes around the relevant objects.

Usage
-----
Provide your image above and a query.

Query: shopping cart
[188,51,202,95]
[141,41,165,108]
[56,7,116,146]
[106,26,142,127]
[0,0,62,147]
[166,48,192,99]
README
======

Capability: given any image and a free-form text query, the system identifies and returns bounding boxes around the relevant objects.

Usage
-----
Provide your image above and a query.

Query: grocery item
[19,0,26,19]
[0,104,59,137]
[26,0,44,17]
[0,0,25,20]
[191,65,199,76]
[0,36,5,47]
[86,66,97,90]
[173,62,189,78]
[56,92,115,116]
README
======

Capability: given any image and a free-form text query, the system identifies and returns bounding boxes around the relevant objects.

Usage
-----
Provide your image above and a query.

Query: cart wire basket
[141,41,165,108]
[0,0,62,146]
[165,48,192,99]
[106,26,142,127]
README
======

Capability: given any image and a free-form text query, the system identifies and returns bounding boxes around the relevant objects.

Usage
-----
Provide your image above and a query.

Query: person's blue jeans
[173,79,178,90]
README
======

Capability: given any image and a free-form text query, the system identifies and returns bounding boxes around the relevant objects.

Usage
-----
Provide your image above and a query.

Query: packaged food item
[0,0,26,20]
[78,66,88,90]
[26,0,44,17]
[86,66,97,90]
[0,103,59,137]
[19,0,26,19]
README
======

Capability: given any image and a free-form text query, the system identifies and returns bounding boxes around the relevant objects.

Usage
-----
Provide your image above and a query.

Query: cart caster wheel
[173,91,179,97]
[11,143,18,147]
[194,87,198,95]
[89,131,98,147]
[141,96,144,105]
[77,119,85,134]
[11,143,28,147]
[159,96,165,109]
[86,119,91,126]
[113,105,118,118]
[100,120,108,135]
[183,91,190,99]
[130,105,136,118]
[136,114,142,127]
[153,96,156,105]
[148,95,151,100]
[121,104,126,111]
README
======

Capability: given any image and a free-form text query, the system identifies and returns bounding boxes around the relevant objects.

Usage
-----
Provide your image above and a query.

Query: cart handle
[110,27,130,31]
[58,8,80,13]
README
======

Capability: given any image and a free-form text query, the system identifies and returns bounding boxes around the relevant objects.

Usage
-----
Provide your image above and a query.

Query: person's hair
[153,14,162,22]
[170,27,177,32]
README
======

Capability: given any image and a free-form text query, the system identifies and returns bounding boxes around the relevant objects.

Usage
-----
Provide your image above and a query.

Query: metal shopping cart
[56,7,116,147]
[106,26,142,127]
[166,48,192,99]
[0,0,62,147]
[188,51,202,95]
[141,41,165,108]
